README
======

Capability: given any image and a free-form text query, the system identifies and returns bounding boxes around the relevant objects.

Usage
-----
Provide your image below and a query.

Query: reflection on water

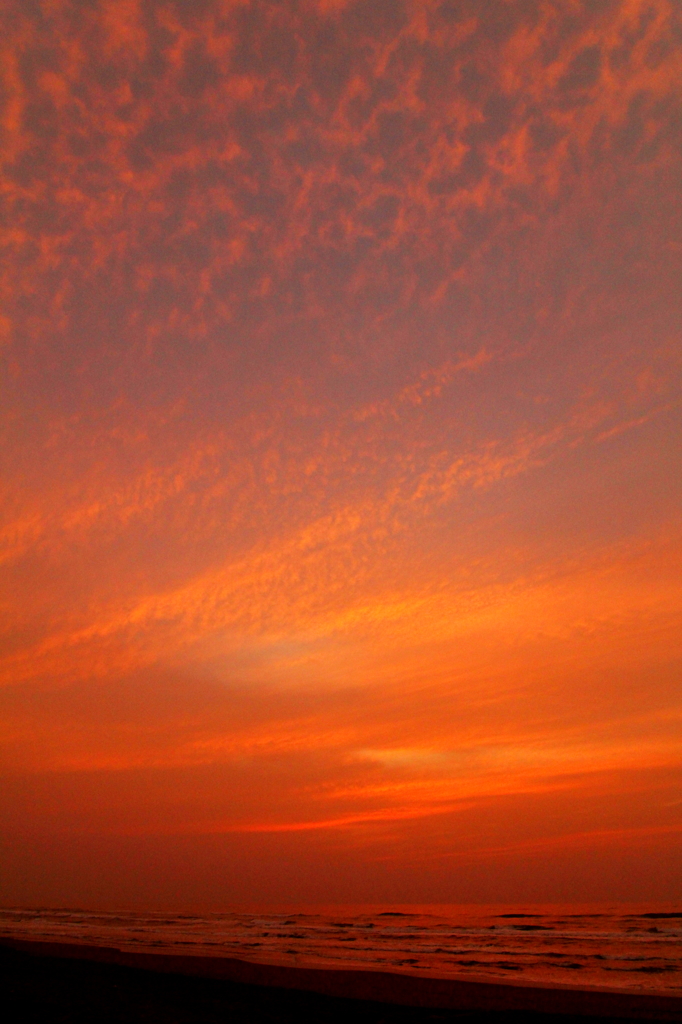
[1,904,681,994]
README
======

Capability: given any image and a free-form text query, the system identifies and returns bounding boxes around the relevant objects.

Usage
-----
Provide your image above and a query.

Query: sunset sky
[1,0,681,909]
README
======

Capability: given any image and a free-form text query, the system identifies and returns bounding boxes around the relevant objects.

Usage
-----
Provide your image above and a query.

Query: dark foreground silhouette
[1,942,679,1024]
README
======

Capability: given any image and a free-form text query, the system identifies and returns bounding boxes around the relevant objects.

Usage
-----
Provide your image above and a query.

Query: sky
[1,0,681,910]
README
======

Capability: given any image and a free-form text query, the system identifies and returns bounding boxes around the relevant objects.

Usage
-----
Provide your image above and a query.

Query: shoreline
[2,937,680,1020]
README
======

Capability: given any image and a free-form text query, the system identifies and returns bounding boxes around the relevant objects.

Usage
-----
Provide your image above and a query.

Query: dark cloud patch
[179,42,221,97]
[558,45,602,94]
[614,90,650,156]
[284,131,325,171]
[343,0,407,38]
[128,112,221,167]
[466,94,515,147]
[358,193,401,241]
[610,2,662,72]
[530,118,563,154]
[308,46,350,107]
[165,0,217,29]
[230,2,299,78]
[21,96,59,146]
[457,60,488,104]
[345,74,399,131]
[374,110,411,153]
[414,44,458,107]
[18,41,61,86]
[437,0,474,23]
[483,0,544,44]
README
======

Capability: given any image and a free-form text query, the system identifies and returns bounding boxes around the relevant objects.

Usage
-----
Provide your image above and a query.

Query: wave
[0,904,680,994]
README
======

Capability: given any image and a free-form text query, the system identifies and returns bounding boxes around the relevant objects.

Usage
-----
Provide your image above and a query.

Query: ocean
[1,904,680,994]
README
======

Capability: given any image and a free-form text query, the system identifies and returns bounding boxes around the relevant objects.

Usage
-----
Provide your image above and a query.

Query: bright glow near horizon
[1,0,681,909]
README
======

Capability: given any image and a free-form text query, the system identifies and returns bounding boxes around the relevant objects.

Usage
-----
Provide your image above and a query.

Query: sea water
[1,904,680,993]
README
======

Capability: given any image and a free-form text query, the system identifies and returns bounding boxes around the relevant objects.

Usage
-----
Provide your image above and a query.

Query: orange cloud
[1,0,680,906]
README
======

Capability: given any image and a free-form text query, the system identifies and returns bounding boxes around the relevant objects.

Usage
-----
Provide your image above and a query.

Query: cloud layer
[1,0,681,907]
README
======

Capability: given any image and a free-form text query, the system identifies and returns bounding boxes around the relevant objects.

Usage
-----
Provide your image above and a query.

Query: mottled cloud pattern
[1,0,681,906]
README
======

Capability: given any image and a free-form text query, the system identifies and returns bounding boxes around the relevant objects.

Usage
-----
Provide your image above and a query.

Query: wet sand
[2,938,680,1023]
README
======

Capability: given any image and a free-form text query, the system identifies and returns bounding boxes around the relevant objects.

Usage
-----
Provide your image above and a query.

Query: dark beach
[2,939,680,1024]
